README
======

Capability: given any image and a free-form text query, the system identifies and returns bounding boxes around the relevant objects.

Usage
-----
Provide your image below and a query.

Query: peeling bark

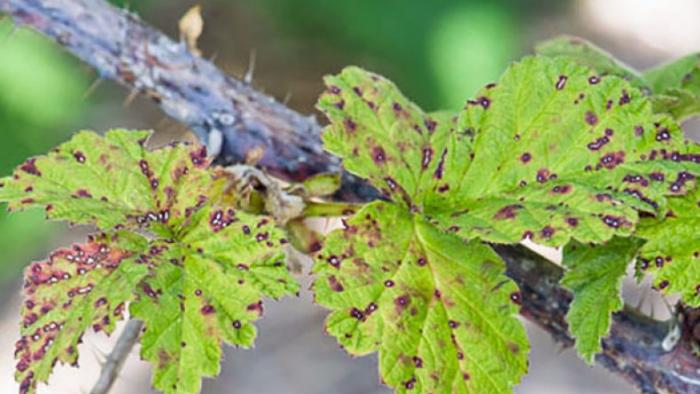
[2,0,699,393]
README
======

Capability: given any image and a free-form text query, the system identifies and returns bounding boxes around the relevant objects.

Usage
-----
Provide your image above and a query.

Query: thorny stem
[2,0,700,393]
[89,319,143,394]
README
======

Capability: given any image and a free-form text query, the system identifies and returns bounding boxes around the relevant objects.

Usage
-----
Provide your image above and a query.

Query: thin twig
[90,319,143,394]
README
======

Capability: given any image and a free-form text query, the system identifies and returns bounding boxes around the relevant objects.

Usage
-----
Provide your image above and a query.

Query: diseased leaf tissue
[2,38,700,394]
[314,55,700,392]
[0,130,298,394]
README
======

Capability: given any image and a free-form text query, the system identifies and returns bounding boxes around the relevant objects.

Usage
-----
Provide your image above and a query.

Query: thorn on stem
[244,48,256,84]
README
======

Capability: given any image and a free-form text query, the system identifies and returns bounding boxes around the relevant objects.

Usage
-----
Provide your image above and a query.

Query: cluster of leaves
[3,35,700,394]
[313,47,700,390]
[0,130,298,394]
[537,35,700,361]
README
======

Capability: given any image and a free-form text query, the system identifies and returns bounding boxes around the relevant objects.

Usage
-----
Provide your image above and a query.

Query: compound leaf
[1,129,298,394]
[320,58,700,248]
[315,56,700,393]
[15,232,149,394]
[313,201,528,393]
[131,205,298,394]
[637,187,700,306]
[561,237,643,363]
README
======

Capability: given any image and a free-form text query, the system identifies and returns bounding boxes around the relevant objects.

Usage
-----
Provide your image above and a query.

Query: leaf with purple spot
[318,58,700,249]
[438,56,700,246]
[1,130,298,394]
[537,36,700,121]
[636,187,700,306]
[130,205,298,394]
[312,202,528,393]
[0,129,221,235]
[15,232,149,394]
[317,68,472,209]
[535,35,645,88]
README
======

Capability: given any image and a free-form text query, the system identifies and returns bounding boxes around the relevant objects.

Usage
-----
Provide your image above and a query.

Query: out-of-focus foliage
[0,20,87,284]
[249,0,562,110]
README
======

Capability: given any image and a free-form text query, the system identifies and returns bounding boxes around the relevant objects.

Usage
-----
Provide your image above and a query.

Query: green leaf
[319,69,464,208]
[561,237,643,363]
[130,204,298,394]
[2,130,299,394]
[315,57,700,392]
[438,56,700,245]
[312,201,528,393]
[535,35,644,88]
[644,53,700,120]
[637,187,700,306]
[319,58,700,248]
[0,129,219,234]
[536,36,700,121]
[15,232,149,394]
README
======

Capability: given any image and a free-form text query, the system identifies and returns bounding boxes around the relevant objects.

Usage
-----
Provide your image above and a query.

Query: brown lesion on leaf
[540,225,555,239]
[433,148,448,179]
[421,147,434,170]
[599,151,625,169]
[157,349,171,368]
[669,171,696,193]
[394,294,410,315]
[655,126,672,142]
[343,118,357,132]
[73,151,86,163]
[246,300,263,316]
[507,341,521,354]
[189,145,208,168]
[551,184,572,194]
[478,96,491,109]
[493,204,523,220]
[566,217,579,227]
[327,275,344,292]
[536,168,552,183]
[200,304,216,315]
[371,146,387,164]
[555,75,568,90]
[584,111,598,126]
[601,214,631,228]
[19,158,41,176]
[72,189,92,198]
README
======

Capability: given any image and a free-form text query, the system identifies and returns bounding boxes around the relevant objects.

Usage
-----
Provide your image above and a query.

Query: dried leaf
[179,5,204,56]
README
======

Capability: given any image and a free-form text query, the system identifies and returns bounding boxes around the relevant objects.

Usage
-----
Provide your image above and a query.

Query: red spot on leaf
[327,275,344,292]
[555,75,568,90]
[584,111,598,126]
[20,159,41,176]
[371,147,386,164]
[493,204,522,220]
